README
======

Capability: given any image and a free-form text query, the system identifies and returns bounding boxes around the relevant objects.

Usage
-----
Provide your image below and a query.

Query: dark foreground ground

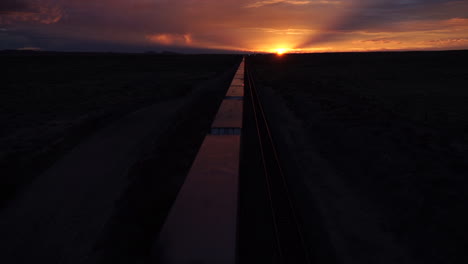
[0,53,240,205]
[0,52,241,263]
[1,51,467,264]
[249,50,468,263]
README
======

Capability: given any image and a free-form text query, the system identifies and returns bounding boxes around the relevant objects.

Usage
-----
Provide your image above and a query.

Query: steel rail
[245,61,284,260]
[245,60,312,264]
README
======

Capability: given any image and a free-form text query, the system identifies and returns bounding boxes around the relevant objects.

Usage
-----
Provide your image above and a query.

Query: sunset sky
[1,0,468,53]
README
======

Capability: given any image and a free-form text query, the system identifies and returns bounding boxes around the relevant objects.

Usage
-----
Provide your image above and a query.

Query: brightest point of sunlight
[275,48,287,55]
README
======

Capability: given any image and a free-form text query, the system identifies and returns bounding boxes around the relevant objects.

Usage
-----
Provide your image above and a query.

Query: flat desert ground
[1,51,467,263]
[249,51,468,264]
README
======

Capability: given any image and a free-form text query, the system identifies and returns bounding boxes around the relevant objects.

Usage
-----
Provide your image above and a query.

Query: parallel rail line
[245,61,311,264]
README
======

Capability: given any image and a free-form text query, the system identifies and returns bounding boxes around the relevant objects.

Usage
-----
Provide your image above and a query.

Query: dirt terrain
[250,51,468,264]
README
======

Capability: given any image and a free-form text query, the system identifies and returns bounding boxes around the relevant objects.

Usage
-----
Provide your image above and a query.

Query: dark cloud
[0,0,63,25]
[0,0,30,13]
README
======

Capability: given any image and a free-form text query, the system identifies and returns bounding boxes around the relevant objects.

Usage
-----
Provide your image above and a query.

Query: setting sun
[276,48,287,55]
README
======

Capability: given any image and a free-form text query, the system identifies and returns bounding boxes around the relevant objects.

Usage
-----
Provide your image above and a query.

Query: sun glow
[275,48,287,55]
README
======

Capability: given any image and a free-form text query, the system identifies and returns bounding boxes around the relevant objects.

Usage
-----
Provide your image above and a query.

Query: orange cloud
[424,38,468,48]
[245,0,312,8]
[146,33,193,46]
[245,0,342,8]
[0,2,63,25]
[356,38,403,45]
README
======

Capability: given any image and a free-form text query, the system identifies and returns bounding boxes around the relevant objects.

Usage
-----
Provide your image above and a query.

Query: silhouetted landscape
[2,0,468,262]
[1,52,240,204]
[248,50,468,263]
[1,50,468,263]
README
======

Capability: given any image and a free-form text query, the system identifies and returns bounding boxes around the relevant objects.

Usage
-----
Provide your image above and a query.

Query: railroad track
[240,60,311,263]
[152,57,312,263]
